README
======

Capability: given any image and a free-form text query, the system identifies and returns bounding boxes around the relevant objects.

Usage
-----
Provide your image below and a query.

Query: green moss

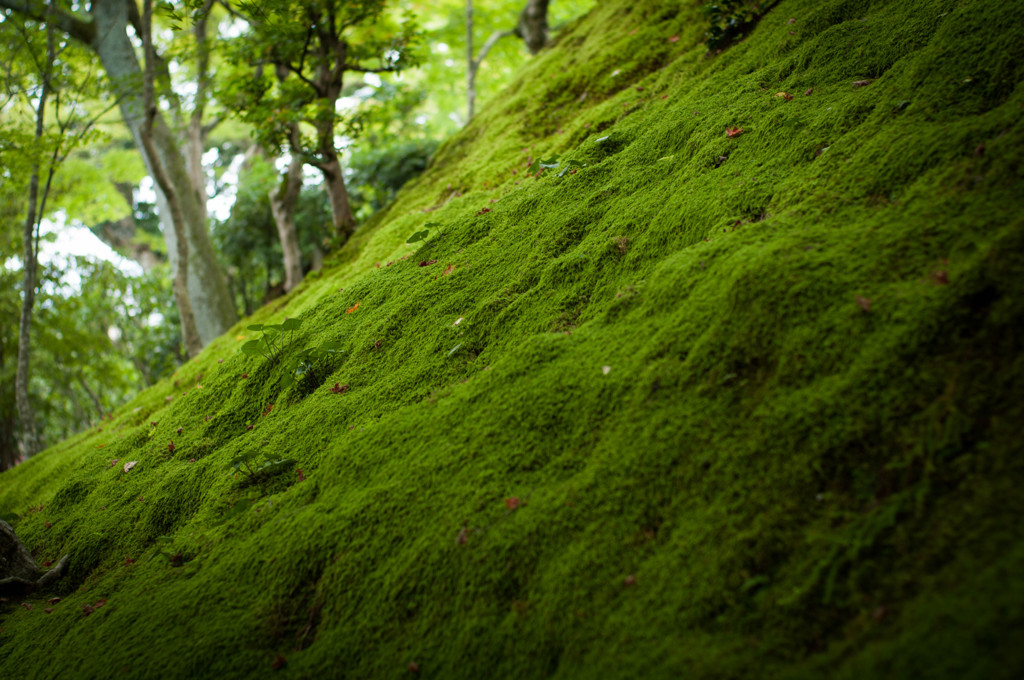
[2,0,1023,677]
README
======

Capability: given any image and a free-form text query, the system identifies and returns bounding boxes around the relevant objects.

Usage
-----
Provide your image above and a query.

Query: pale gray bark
[269,147,305,292]
[89,0,237,346]
[138,0,202,357]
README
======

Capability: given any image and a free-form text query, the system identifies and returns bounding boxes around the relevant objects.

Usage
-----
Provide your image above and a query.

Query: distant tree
[465,0,551,119]
[0,0,240,347]
[220,0,421,240]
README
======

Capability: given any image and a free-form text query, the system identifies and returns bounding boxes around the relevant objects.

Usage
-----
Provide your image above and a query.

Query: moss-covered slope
[3,0,1023,677]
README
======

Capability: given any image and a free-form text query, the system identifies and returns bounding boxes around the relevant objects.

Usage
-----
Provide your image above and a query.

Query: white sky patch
[435,42,449,53]
[445,58,454,67]
[363,73,382,88]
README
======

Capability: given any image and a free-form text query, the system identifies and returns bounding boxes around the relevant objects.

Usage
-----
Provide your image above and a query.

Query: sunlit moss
[2,0,1023,677]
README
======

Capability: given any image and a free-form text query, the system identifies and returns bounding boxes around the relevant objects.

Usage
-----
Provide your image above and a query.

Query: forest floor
[2,0,1024,677]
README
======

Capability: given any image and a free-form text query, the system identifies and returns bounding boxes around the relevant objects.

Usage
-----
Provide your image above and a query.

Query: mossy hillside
[2,0,1024,677]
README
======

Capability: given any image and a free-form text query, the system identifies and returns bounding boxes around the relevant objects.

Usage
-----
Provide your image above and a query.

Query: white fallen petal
[123,461,138,473]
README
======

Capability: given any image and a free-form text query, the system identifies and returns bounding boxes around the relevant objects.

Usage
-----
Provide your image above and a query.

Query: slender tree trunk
[465,1,514,122]
[139,0,202,358]
[466,0,475,120]
[1,333,21,471]
[89,0,237,346]
[269,148,305,292]
[15,12,55,460]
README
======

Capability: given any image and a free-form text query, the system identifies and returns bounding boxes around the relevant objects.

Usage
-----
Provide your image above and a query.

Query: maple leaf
[346,302,361,313]
[725,126,745,138]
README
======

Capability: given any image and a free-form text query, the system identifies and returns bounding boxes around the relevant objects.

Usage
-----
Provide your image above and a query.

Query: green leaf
[247,324,264,331]
[281,318,302,332]
[406,229,430,244]
[558,160,586,177]
[319,342,346,353]
[240,339,264,356]
[424,222,441,228]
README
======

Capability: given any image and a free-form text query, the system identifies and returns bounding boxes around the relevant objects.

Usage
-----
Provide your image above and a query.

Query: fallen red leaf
[241,373,248,379]
[297,469,305,482]
[272,654,287,670]
[726,126,745,138]
[418,259,438,267]
[44,608,54,614]
[856,296,872,311]
[168,441,175,452]
[408,661,421,673]
[933,270,950,285]
[82,604,95,617]
[176,427,182,435]
[346,302,360,313]
[505,497,520,510]
[44,521,51,529]
[457,526,469,545]
[805,87,814,96]
[668,35,679,42]
[264,403,274,416]
[442,264,455,276]
[21,603,32,611]
[124,557,136,565]
[476,208,491,215]
[48,597,61,605]
[330,383,349,394]
[852,79,873,88]
[43,560,52,567]
[93,598,106,609]
[624,574,637,586]
[775,91,794,101]
[247,424,254,431]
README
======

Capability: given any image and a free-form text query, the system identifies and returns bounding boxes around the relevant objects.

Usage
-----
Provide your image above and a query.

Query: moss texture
[3,0,1024,677]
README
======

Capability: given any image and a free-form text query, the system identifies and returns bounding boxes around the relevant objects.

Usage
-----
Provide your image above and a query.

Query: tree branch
[0,0,95,44]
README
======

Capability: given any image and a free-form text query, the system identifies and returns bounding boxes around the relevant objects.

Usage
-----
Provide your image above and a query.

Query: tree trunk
[89,0,237,346]
[516,0,551,55]
[466,0,475,120]
[320,153,356,239]
[14,12,55,460]
[269,149,305,292]
[138,0,203,358]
